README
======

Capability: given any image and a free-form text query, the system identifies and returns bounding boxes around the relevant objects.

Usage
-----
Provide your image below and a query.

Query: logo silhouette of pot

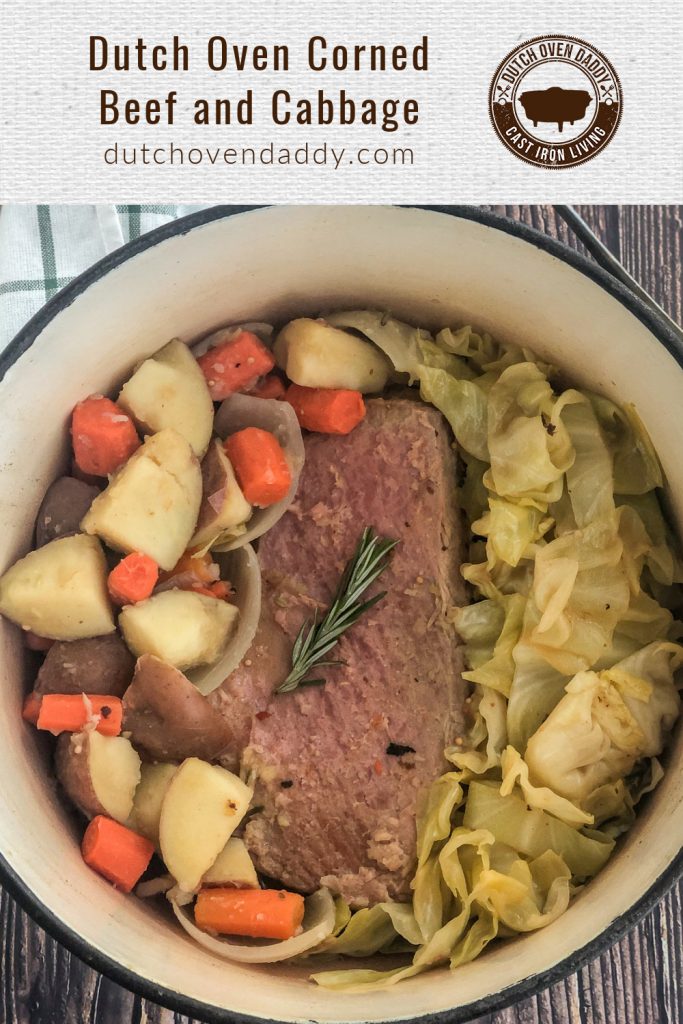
[518,86,592,132]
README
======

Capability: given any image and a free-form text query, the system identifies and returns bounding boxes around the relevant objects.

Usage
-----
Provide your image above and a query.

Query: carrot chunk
[224,428,292,507]
[195,888,305,940]
[71,395,140,477]
[197,332,275,401]
[248,374,286,401]
[82,815,154,892]
[22,692,42,725]
[285,384,366,435]
[108,552,159,605]
[37,694,123,736]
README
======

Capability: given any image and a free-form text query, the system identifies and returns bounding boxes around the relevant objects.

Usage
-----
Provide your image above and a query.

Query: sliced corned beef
[216,397,468,906]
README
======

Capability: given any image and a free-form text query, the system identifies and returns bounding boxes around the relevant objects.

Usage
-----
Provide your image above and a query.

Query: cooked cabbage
[587,394,663,494]
[324,310,429,381]
[525,642,682,806]
[485,364,576,507]
[507,630,571,751]
[418,366,489,461]
[447,686,508,776]
[500,746,593,827]
[274,311,681,989]
[562,398,615,527]
[449,600,504,669]
[463,781,614,878]
[460,595,525,697]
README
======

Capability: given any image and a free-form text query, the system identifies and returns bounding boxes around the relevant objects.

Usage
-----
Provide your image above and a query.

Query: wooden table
[2,205,682,1024]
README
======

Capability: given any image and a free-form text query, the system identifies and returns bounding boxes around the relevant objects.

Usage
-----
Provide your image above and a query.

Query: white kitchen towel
[0,204,209,353]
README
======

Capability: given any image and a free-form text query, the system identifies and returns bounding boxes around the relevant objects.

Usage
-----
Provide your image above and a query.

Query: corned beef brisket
[214,397,468,906]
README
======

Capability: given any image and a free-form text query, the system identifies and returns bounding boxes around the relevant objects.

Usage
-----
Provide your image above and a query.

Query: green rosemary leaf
[290,614,316,666]
[276,528,397,694]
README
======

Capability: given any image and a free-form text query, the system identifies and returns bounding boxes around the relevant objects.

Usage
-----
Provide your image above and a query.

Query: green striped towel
[0,204,209,353]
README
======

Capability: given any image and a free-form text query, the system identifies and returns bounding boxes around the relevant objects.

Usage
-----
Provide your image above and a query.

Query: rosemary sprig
[276,527,398,694]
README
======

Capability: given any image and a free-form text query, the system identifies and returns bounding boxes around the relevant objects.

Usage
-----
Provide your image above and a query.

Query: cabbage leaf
[524,642,682,806]
[325,310,429,381]
[463,781,614,878]
[485,364,576,506]
[461,595,526,697]
[588,395,663,494]
[302,312,680,990]
[418,366,489,461]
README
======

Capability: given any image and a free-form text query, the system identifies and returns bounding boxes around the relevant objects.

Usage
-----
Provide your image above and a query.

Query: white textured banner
[0,0,681,202]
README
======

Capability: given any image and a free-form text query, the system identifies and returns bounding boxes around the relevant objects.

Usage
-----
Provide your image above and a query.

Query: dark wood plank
[1,205,682,1024]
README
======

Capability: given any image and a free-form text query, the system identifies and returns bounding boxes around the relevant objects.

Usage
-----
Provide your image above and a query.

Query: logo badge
[489,35,622,169]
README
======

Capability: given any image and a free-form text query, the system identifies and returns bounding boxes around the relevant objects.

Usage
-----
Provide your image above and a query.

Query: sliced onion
[136,875,175,898]
[188,543,261,695]
[191,322,275,359]
[170,888,335,964]
[207,488,226,514]
[213,393,305,551]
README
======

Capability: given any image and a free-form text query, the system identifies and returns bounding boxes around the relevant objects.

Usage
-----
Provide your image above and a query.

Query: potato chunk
[122,654,233,761]
[203,837,259,888]
[36,634,134,696]
[118,340,214,458]
[56,730,141,822]
[191,439,252,550]
[130,762,177,844]
[275,318,391,393]
[119,590,238,670]
[35,477,100,547]
[81,429,202,570]
[0,534,114,640]
[159,758,252,892]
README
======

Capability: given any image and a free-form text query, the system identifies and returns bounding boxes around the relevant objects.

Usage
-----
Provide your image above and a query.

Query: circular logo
[489,35,622,169]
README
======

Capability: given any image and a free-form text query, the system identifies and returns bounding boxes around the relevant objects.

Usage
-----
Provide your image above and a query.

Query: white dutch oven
[0,206,681,1023]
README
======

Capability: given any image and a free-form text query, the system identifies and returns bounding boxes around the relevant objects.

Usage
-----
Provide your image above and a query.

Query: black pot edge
[1,202,682,1024]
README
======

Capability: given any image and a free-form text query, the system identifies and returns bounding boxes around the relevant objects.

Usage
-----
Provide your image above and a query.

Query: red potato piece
[0,534,114,641]
[35,477,100,547]
[117,339,214,458]
[35,634,135,697]
[122,654,234,762]
[80,429,202,572]
[55,731,141,822]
